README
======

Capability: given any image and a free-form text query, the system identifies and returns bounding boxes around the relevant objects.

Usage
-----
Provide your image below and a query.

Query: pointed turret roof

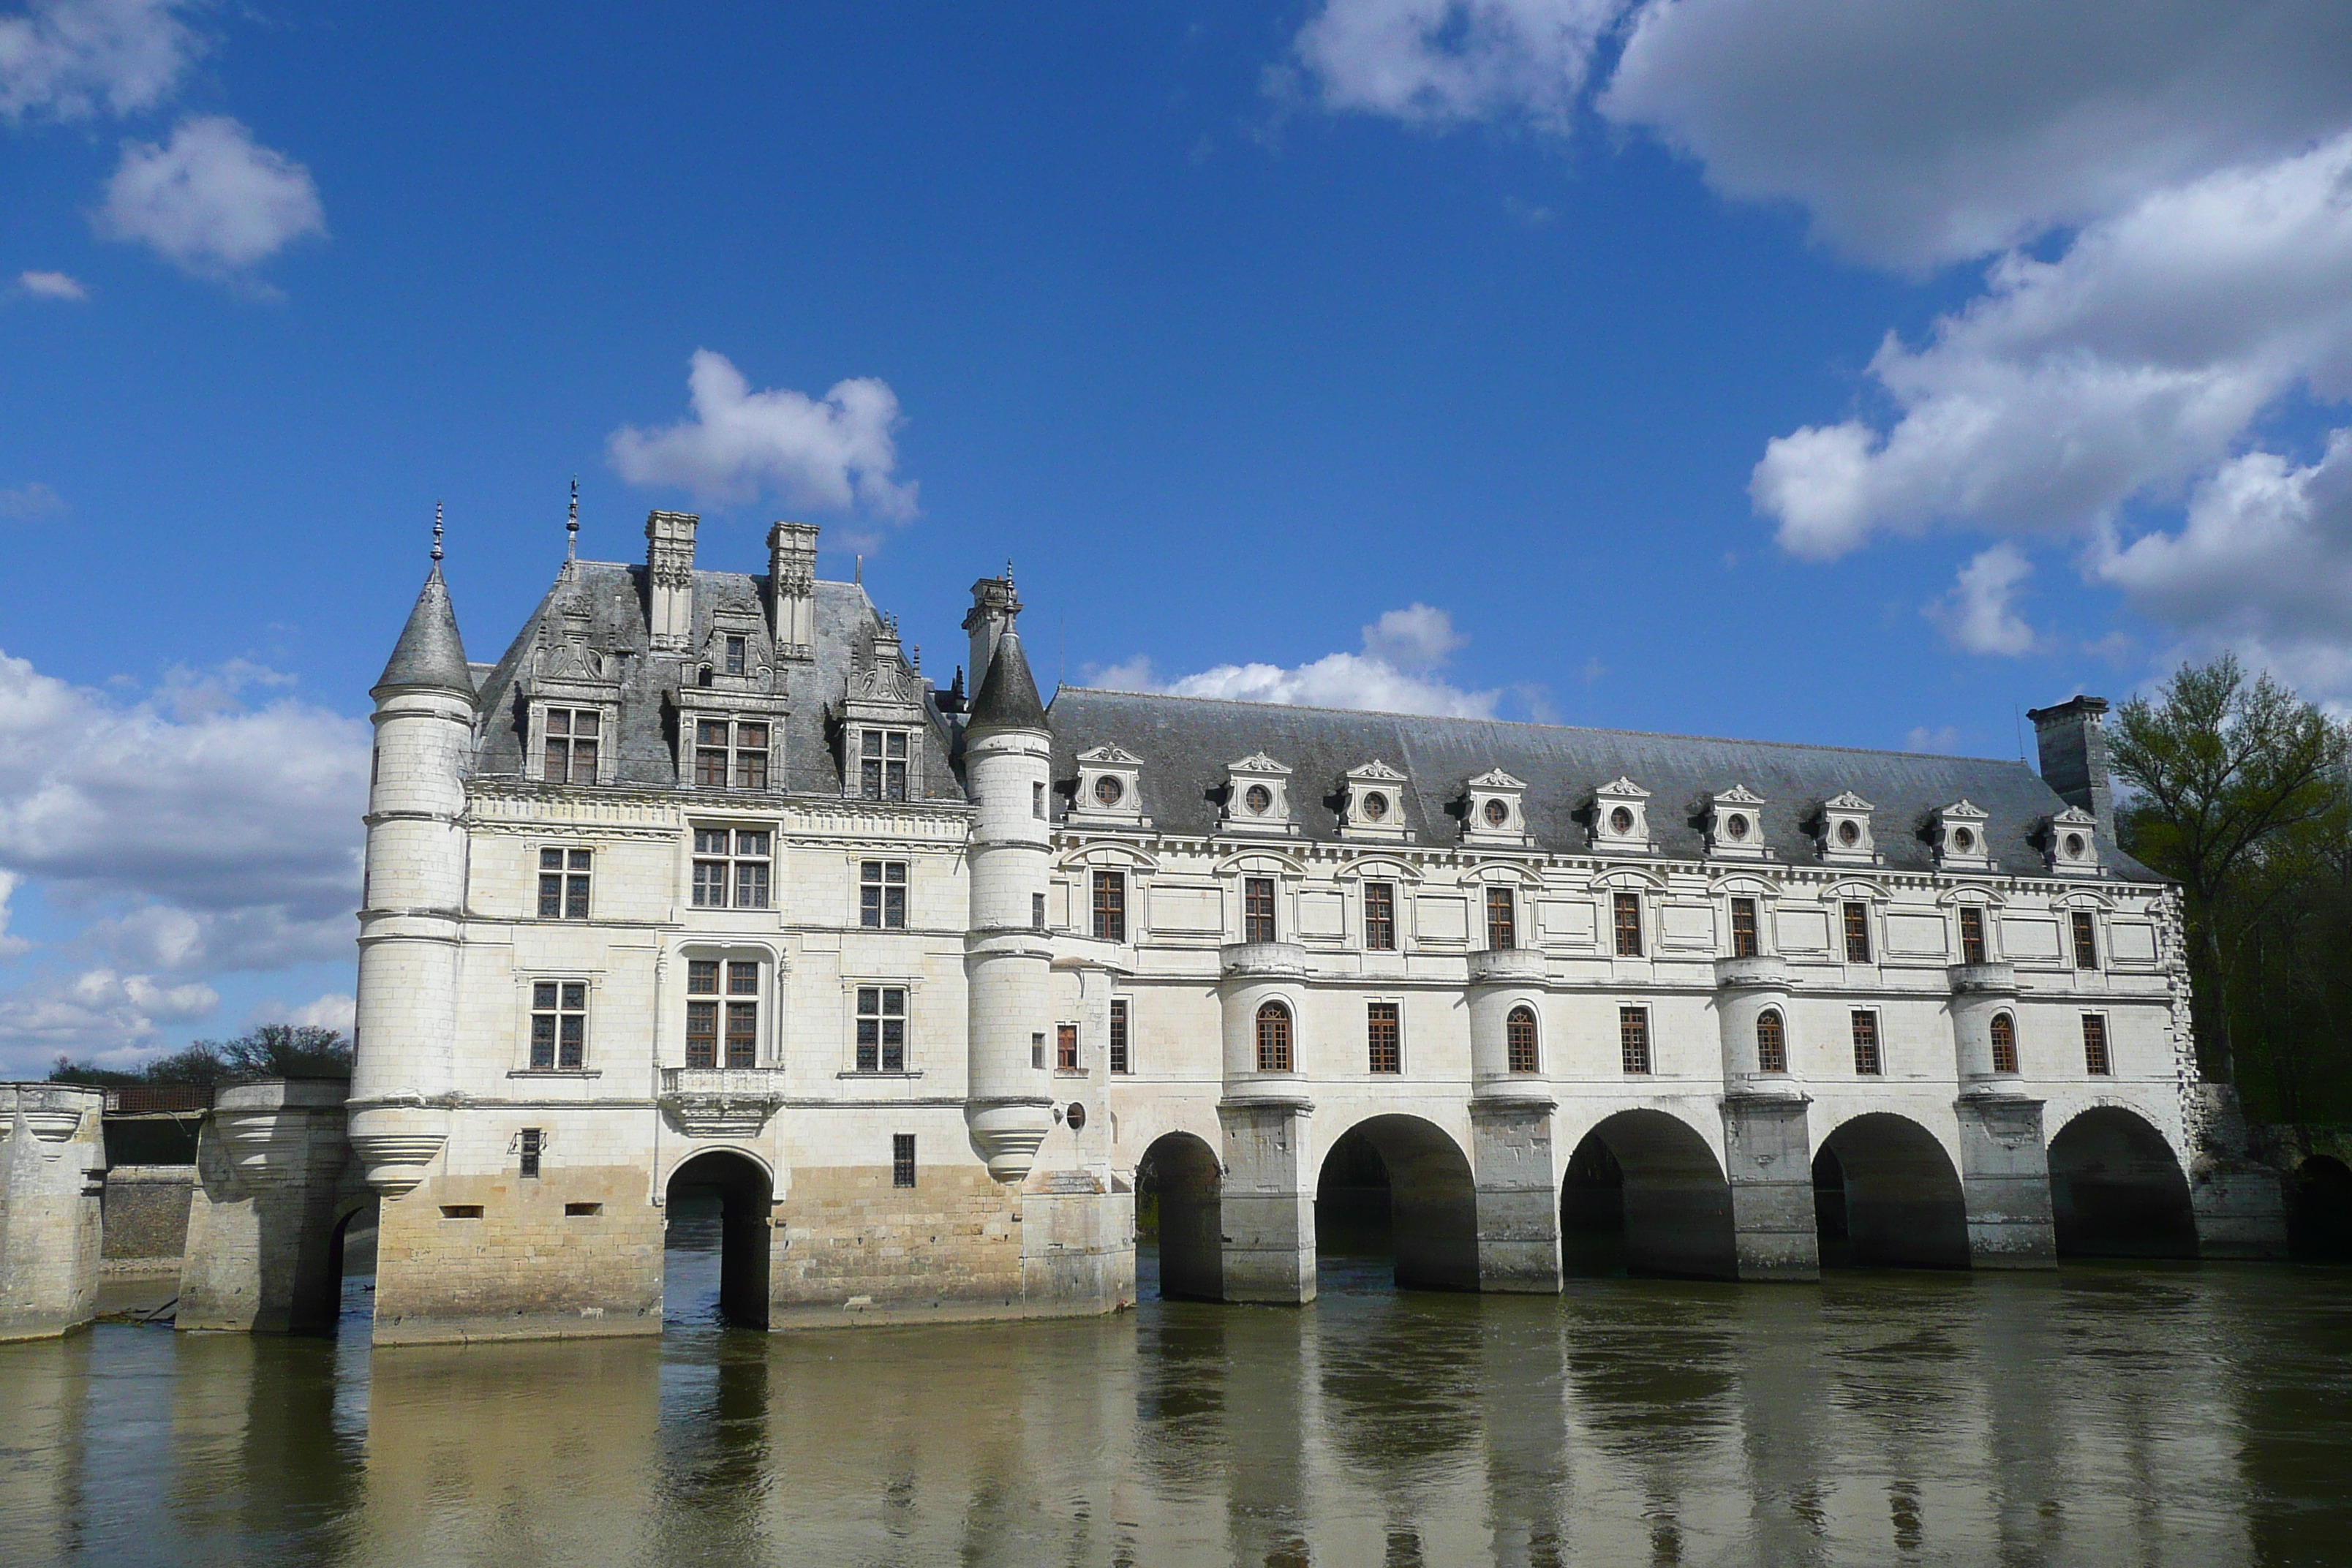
[966,625,1048,733]
[372,565,474,698]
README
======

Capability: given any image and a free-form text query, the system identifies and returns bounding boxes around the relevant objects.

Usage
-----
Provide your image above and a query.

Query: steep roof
[1047,687,2159,881]
[967,626,1049,733]
[372,566,473,697]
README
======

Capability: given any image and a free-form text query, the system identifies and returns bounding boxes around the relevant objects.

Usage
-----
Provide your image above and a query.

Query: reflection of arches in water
[1315,1116,1479,1291]
[665,1150,773,1329]
[1814,1114,1970,1269]
[2289,1156,2352,1262]
[2047,1108,2197,1259]
[1558,1111,1736,1279]
[1135,1132,1223,1301]
[327,1196,380,1332]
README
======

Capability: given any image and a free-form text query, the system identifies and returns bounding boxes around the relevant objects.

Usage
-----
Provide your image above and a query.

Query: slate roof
[373,566,473,696]
[467,561,964,799]
[1047,687,2159,881]
[967,627,1048,732]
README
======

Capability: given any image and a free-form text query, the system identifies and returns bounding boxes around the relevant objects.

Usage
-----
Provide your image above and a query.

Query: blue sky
[4,1,2350,1071]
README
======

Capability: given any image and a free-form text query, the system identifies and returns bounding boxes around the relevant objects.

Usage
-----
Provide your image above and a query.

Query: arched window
[1255,1001,1293,1073]
[1756,1008,1787,1074]
[1990,1011,2019,1074]
[1506,1005,1539,1073]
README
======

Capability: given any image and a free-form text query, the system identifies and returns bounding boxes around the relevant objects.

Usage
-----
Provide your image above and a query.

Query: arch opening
[1135,1132,1224,1301]
[2047,1108,2197,1259]
[326,1196,380,1335]
[1559,1110,1737,1280]
[1815,1114,1970,1269]
[2289,1156,2352,1262]
[1315,1116,1478,1292]
[665,1150,773,1330]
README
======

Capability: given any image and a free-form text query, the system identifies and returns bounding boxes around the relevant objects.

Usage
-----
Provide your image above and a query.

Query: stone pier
[1218,1096,1316,1304]
[0,1084,108,1341]
[178,1079,358,1334]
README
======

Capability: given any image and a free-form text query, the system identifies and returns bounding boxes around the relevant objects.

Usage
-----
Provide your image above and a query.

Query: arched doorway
[1136,1132,1224,1301]
[1815,1114,1970,1269]
[1316,1115,1478,1292]
[665,1150,773,1329]
[2289,1156,2352,1262]
[325,1196,380,1333]
[2047,1108,2197,1259]
[1559,1110,1737,1279]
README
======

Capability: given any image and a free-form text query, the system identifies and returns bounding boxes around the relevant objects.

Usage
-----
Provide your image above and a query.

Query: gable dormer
[1460,768,1531,848]
[1340,759,1412,843]
[1815,791,1880,866]
[523,608,622,786]
[1705,785,1771,862]
[1932,799,1994,872]
[676,606,791,795]
[1588,777,1654,855]
[840,615,927,802]
[2043,804,2103,878]
[1221,753,1296,837]
[1072,742,1147,826]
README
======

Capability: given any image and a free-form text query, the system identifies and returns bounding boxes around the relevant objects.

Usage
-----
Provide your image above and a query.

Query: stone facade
[99,1164,195,1267]
[0,1084,106,1341]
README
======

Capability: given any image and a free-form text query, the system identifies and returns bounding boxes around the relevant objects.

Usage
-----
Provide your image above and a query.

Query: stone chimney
[768,521,819,660]
[2027,696,2114,826]
[644,510,698,653]
[963,570,1022,689]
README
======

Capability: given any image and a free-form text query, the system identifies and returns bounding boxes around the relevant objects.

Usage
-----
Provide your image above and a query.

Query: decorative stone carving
[1461,768,1531,848]
[1815,791,1880,866]
[1933,799,1995,872]
[660,1068,790,1139]
[1705,784,1771,862]
[1588,776,1654,854]
[1340,758,1412,842]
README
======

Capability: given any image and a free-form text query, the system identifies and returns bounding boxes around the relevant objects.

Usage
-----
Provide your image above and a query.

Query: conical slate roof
[966,626,1048,732]
[372,565,473,697]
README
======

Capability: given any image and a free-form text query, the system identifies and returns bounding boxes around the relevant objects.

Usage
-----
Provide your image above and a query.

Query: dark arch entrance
[2289,1156,2352,1262]
[1815,1114,1970,1269]
[1316,1115,1479,1292]
[325,1196,380,1333]
[2047,1108,2197,1259]
[1559,1111,1737,1279]
[665,1150,773,1328]
[1136,1131,1224,1301]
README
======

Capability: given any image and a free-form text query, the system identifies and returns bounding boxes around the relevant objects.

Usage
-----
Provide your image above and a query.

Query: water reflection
[0,1261,2346,1567]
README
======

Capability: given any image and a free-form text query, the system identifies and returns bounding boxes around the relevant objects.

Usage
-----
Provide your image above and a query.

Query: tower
[348,530,474,1198]
[961,576,1055,1181]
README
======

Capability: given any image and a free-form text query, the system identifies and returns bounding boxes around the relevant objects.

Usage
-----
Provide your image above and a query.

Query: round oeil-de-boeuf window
[2065,832,2086,858]
[1725,813,1749,840]
[1836,819,1861,846]
[1953,827,1976,852]
[1245,783,1273,815]
[1362,791,1389,821]
[1484,798,1509,827]
[1093,774,1124,807]
[1609,806,1635,835]
[1066,1102,1088,1131]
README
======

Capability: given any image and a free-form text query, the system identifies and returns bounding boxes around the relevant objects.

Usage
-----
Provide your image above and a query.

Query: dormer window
[861,729,910,801]
[1221,753,1295,836]
[1461,769,1531,847]
[2046,805,2103,877]
[542,707,601,785]
[695,718,770,791]
[1707,786,1771,861]
[1933,800,1994,871]
[1072,743,1147,825]
[1342,760,1412,842]
[1095,775,1124,807]
[1245,785,1272,813]
[724,635,747,676]
[1590,777,1653,854]
[1817,791,1878,865]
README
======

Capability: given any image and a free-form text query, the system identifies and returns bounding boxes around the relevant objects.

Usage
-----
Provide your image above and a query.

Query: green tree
[49,1025,351,1088]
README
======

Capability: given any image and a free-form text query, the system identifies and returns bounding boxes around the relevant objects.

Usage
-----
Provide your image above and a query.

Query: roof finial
[431,500,445,563]
[565,477,579,561]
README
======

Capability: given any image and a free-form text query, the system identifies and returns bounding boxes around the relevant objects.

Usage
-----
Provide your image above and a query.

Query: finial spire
[431,500,445,563]
[566,478,578,561]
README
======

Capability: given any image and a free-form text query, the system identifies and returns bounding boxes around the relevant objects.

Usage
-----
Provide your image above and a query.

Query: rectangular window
[1033,780,1046,820]
[861,860,908,929]
[519,1128,542,1179]
[1364,881,1396,951]
[542,706,600,785]
[1613,892,1643,957]
[1851,1011,1882,1076]
[1030,1031,1045,1070]
[1244,877,1276,943]
[1367,1002,1401,1074]
[690,828,771,909]
[859,730,911,801]
[1960,905,1988,965]
[724,634,747,676]
[682,961,758,1069]
[1057,1022,1079,1072]
[538,847,592,919]
[2083,1014,2111,1076]
[892,1132,916,1188]
[1843,902,1872,964]
[725,960,760,1068]
[1486,886,1516,951]
[1109,999,1130,1074]
[1032,892,1047,930]
[529,980,588,1070]
[685,960,719,1068]
[2072,911,2099,971]
[1730,897,1759,959]
[856,986,907,1073]
[1618,1006,1651,1075]
[693,717,769,791]
[1093,870,1127,943]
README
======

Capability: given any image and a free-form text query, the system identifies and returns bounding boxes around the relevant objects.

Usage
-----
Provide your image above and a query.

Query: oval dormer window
[1484,798,1509,827]
[1953,827,1976,853]
[2064,832,2086,858]
[1609,806,1634,835]
[1725,813,1750,841]
[1094,774,1124,807]
[1362,791,1389,821]
[1245,784,1273,815]
[1836,820,1861,847]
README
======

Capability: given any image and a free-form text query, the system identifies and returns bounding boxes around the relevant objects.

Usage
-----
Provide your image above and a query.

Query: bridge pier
[0,1084,108,1341]
[1217,1095,1316,1304]
[1953,1093,2058,1267]
[178,1079,356,1333]
[1471,1099,1561,1292]
[1720,1092,1820,1281]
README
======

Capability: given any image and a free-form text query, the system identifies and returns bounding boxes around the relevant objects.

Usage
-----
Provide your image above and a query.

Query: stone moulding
[659,1068,789,1138]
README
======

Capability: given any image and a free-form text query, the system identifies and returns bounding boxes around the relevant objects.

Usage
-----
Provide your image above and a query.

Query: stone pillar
[1952,1093,2057,1267]
[1217,1095,1315,1304]
[1714,956,1820,1281]
[1470,1099,1561,1292]
[2187,1085,2288,1259]
[0,1084,107,1341]
[178,1079,355,1333]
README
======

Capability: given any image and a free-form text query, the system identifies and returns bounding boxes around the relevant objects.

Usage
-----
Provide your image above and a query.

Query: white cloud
[1906,725,1963,755]
[0,869,29,958]
[1927,543,2038,657]
[16,268,86,300]
[0,965,216,1049]
[249,990,354,1034]
[97,115,327,279]
[608,349,919,524]
[0,480,65,518]
[0,0,195,123]
[1290,0,1621,129]
[1092,605,1501,717]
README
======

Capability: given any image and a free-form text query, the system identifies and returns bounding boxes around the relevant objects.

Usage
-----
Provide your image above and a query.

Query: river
[2,1224,2347,1567]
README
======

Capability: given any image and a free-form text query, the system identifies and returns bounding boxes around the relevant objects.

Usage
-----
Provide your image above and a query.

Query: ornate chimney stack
[644,510,698,654]
[962,567,1022,688]
[768,521,819,660]
[2026,696,2114,827]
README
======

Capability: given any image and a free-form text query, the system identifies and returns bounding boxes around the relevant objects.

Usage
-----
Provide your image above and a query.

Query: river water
[3,1236,2348,1567]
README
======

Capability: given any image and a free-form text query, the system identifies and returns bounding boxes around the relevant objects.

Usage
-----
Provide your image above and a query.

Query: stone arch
[325,1193,381,1311]
[1814,1112,1970,1269]
[665,1147,773,1328]
[2046,1106,2197,1259]
[2288,1154,2352,1262]
[1136,1131,1222,1301]
[1559,1108,1737,1279]
[1316,1113,1480,1292]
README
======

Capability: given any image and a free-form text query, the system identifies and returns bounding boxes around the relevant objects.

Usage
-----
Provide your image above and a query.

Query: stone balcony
[659,1068,790,1138]
[1713,954,1792,990]
[1466,947,1548,985]
[1220,941,1310,981]
[1948,962,2019,995]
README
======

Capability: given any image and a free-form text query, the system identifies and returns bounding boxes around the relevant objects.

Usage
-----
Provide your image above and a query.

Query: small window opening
[1367,1001,1400,1074]
[1843,901,1872,964]
[1057,1022,1079,1072]
[1613,892,1643,957]
[1486,886,1517,951]
[1033,780,1046,819]
[440,1205,483,1220]
[1730,897,1759,959]
[2072,911,2099,971]
[1244,876,1276,943]
[1756,1009,1787,1074]
[2082,1014,2111,1076]
[564,1202,602,1217]
[1990,1011,2019,1074]
[892,1133,916,1188]
[1851,1011,1882,1076]
[1960,905,1988,966]
[1031,891,1047,929]
[1109,999,1130,1075]
[1507,1005,1539,1074]
[1030,1031,1046,1070]
[538,847,592,919]
[1364,881,1396,951]
[723,634,747,676]
[1618,1006,1651,1074]
[1255,1001,1293,1073]
[519,1128,542,1178]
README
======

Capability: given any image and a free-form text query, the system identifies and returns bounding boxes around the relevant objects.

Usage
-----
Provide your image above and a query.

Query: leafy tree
[49,1025,351,1088]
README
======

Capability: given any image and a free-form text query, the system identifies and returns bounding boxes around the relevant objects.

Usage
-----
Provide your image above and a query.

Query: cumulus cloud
[97,115,327,279]
[1906,725,1963,755]
[0,480,65,518]
[0,965,216,1049]
[608,350,919,524]
[16,268,86,300]
[1927,543,2038,657]
[0,869,29,959]
[1291,0,1621,129]
[0,0,195,123]
[1092,604,1502,718]
[249,990,355,1034]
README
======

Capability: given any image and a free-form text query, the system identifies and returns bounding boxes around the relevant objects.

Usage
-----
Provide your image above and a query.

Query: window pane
[558,1014,584,1069]
[736,832,769,858]
[698,720,728,747]
[1757,1010,1786,1074]
[886,761,907,800]
[530,1014,555,1070]
[725,1002,758,1067]
[1368,1002,1400,1074]
[1615,893,1643,957]
[1991,1013,2019,1074]
[1365,883,1395,950]
[883,989,905,1016]
[736,862,769,909]
[2083,1015,2110,1075]
[1619,1008,1650,1074]
[885,862,905,883]
[547,709,570,736]
[1731,897,1758,959]
[688,960,720,995]
[857,987,879,1015]
[884,886,905,928]
[861,886,881,927]
[736,752,768,790]
[1852,1011,1882,1075]
[573,711,599,736]
[565,874,589,920]
[1844,903,1872,963]
[570,740,598,783]
[2073,912,2098,970]
[533,981,558,1009]
[863,732,882,758]
[694,829,729,855]
[1507,1006,1537,1073]
[560,982,586,1010]
[1057,1022,1077,1071]
[545,738,568,780]
[568,849,591,871]
[886,733,907,758]
[685,1001,717,1068]
[696,749,728,788]
[862,861,882,884]
[693,862,727,907]
[1109,999,1130,1074]
[538,874,564,919]
[540,848,564,870]
[1486,886,1515,950]
[728,961,759,995]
